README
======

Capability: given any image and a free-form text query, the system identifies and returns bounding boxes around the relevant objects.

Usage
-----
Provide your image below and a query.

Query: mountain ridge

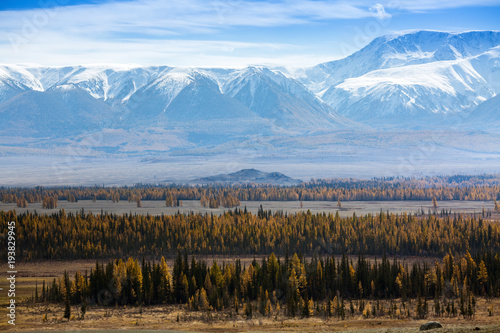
[295,30,500,125]
[0,30,499,149]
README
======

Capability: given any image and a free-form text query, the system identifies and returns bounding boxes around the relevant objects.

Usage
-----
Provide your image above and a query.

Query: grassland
[1,199,498,218]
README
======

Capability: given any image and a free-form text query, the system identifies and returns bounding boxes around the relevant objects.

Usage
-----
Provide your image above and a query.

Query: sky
[1,0,500,68]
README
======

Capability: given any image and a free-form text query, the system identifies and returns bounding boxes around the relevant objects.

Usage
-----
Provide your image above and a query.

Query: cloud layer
[0,0,499,67]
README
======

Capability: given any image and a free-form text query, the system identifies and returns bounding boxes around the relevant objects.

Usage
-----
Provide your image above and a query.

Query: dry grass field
[1,199,498,218]
[4,300,500,332]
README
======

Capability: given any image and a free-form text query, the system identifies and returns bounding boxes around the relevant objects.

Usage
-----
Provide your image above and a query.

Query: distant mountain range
[1,30,498,136]
[1,30,500,184]
[192,168,302,186]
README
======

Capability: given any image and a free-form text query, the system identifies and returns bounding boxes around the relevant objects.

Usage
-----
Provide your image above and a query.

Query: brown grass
[5,301,500,332]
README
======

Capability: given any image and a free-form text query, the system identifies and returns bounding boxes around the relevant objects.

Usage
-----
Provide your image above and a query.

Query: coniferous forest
[1,209,499,260]
[39,251,498,319]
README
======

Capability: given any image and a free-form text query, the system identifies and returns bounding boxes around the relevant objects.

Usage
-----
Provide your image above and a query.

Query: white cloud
[0,31,330,67]
[0,0,499,66]
[0,0,383,66]
[0,0,384,38]
[370,4,391,20]
[381,0,500,11]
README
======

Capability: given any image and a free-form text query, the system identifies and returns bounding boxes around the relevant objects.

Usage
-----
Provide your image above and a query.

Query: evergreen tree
[81,303,87,319]
[64,300,71,321]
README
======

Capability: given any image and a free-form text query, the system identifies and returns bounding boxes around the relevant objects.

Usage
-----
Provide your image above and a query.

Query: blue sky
[1,0,500,67]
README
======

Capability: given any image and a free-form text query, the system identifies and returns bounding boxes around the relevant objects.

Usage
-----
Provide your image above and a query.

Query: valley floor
[7,303,500,332]
[1,199,499,218]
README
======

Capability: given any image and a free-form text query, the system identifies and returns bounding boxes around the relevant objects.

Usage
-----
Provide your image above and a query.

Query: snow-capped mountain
[301,31,500,92]
[323,58,495,123]
[0,30,499,149]
[0,65,44,104]
[294,30,500,126]
[0,63,353,140]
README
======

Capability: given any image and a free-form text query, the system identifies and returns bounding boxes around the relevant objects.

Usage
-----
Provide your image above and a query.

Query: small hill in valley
[192,168,302,186]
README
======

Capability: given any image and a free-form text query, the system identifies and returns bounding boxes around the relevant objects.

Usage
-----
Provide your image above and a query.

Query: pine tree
[327,299,333,317]
[477,260,489,295]
[42,280,46,302]
[64,300,71,321]
[81,303,87,319]
[198,288,209,310]
[260,290,272,316]
[434,297,440,317]
[244,299,253,318]
[302,298,313,317]
[432,197,438,210]
[340,298,346,320]
[416,295,426,319]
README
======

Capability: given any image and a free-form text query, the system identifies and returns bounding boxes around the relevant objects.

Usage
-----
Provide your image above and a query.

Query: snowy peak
[0,65,44,103]
[162,71,256,122]
[24,65,173,102]
[303,30,500,94]
[0,65,44,91]
[298,30,500,126]
[125,68,230,121]
[374,30,500,65]
[327,59,494,119]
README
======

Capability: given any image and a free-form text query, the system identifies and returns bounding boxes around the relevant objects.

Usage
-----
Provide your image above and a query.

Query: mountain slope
[302,30,500,93]
[0,85,113,136]
[324,59,494,123]
[223,66,351,130]
[465,93,500,130]
[298,30,500,126]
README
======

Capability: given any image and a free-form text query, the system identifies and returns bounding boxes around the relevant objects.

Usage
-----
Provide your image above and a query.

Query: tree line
[2,174,500,208]
[1,208,499,260]
[38,251,499,319]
